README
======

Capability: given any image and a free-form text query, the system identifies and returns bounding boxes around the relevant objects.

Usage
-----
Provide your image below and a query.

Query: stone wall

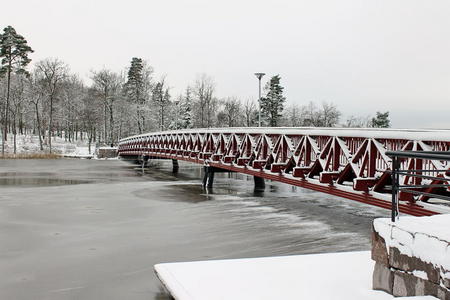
[372,217,450,300]
[97,147,118,159]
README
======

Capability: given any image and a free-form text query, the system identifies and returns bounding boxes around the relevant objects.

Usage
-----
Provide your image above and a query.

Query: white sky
[2,0,449,128]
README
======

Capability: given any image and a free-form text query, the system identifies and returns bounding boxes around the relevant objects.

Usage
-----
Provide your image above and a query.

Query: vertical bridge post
[253,176,265,191]
[202,166,215,188]
[172,159,179,173]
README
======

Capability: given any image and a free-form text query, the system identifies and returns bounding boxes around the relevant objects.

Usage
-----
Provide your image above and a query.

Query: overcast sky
[2,0,449,128]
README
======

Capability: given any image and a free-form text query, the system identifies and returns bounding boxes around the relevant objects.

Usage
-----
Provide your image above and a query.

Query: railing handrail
[387,150,450,222]
[119,127,450,143]
[386,150,450,161]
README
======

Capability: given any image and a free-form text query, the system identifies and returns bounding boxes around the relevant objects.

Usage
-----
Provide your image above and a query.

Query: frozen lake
[0,159,390,300]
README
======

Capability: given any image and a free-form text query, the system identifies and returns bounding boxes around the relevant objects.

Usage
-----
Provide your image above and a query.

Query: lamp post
[254,73,265,127]
[174,99,180,130]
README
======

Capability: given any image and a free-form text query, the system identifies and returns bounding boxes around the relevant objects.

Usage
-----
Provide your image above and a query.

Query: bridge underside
[136,152,438,216]
[118,128,450,216]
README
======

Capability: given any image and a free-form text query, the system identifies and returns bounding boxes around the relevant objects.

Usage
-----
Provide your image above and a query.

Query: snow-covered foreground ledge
[155,251,434,300]
[373,215,450,299]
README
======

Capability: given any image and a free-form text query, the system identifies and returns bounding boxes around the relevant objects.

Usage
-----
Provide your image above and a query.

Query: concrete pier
[253,176,265,191]
[172,159,179,173]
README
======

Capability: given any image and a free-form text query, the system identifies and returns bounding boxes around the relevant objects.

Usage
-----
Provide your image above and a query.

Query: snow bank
[0,134,95,158]
[155,251,436,300]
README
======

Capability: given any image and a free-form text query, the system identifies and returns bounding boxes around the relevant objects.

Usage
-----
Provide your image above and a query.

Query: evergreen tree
[260,75,286,127]
[0,25,33,155]
[371,111,390,128]
[125,57,145,133]
[152,80,170,130]
[181,87,192,129]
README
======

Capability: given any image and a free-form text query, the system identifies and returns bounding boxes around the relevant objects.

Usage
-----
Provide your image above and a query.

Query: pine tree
[0,25,33,155]
[152,80,170,130]
[260,75,286,127]
[371,111,390,128]
[125,57,145,133]
[181,87,192,129]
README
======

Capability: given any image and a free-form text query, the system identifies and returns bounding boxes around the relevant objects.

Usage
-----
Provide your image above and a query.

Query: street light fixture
[254,73,265,127]
[174,99,180,130]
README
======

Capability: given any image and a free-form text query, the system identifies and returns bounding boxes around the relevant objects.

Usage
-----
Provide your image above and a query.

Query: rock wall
[372,216,450,300]
[97,147,118,159]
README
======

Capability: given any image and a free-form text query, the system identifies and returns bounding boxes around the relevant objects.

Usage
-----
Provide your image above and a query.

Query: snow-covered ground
[0,134,95,158]
[155,251,436,300]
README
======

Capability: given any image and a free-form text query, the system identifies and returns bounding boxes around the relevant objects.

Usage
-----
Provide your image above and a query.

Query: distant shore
[0,153,62,159]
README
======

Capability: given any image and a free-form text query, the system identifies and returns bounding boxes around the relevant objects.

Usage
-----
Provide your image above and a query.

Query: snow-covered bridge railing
[118,127,450,216]
[387,150,450,221]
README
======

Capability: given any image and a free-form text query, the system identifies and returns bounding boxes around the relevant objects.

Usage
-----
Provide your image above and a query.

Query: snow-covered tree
[260,75,286,127]
[192,74,215,128]
[153,78,171,130]
[218,97,243,127]
[0,25,33,155]
[243,98,258,127]
[35,58,69,153]
[91,69,123,144]
[284,103,303,127]
[125,57,153,133]
[371,111,390,128]
[319,102,341,127]
[343,115,371,128]
[181,87,192,129]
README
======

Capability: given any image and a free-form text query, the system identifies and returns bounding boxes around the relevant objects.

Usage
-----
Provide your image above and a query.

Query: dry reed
[0,153,62,159]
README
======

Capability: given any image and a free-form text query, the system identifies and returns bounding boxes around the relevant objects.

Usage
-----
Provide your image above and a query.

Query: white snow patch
[0,134,96,158]
[412,270,429,281]
[155,251,438,300]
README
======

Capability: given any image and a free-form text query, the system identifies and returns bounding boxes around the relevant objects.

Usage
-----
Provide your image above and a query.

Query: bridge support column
[141,155,149,169]
[253,176,265,191]
[172,159,179,173]
[202,166,215,188]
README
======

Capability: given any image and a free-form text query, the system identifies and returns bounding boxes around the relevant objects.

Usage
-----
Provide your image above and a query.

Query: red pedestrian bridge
[118,128,450,216]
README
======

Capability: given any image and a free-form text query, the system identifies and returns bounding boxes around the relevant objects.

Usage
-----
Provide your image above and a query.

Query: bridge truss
[118,128,450,216]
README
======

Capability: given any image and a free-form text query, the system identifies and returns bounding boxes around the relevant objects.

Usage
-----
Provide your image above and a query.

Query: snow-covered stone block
[372,215,450,299]
[372,227,389,266]
[389,247,439,284]
[393,270,439,298]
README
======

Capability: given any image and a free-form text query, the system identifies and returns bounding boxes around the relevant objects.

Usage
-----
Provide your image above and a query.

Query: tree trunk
[109,102,114,145]
[2,63,12,155]
[104,102,107,144]
[35,102,44,151]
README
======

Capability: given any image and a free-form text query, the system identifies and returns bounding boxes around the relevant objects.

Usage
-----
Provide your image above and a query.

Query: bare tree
[91,69,123,145]
[219,97,243,127]
[284,103,303,127]
[9,74,28,153]
[343,115,371,128]
[243,98,257,127]
[27,71,46,150]
[192,74,215,128]
[35,58,68,153]
[320,102,341,127]
[152,77,171,131]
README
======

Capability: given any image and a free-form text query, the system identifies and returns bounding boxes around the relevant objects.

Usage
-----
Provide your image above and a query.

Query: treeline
[0,26,390,155]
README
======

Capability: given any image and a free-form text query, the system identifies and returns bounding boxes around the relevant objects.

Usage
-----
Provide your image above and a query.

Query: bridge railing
[386,151,450,221]
[118,128,450,215]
